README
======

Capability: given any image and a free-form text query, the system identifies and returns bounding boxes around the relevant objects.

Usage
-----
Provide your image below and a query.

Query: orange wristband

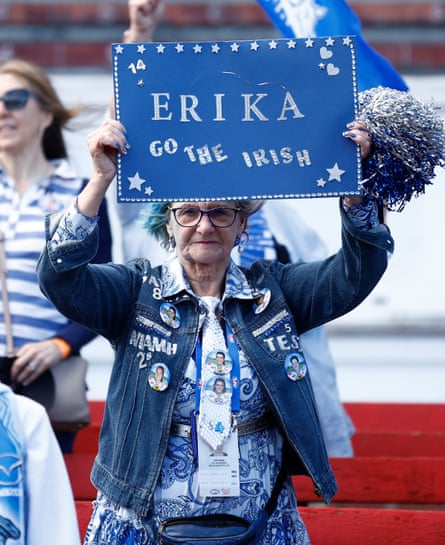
[53,337,72,359]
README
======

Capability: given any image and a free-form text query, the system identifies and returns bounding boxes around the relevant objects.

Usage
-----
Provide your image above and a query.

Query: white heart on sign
[320,47,333,59]
[327,63,340,76]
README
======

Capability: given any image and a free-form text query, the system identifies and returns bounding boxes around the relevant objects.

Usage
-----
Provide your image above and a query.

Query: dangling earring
[236,231,249,254]
[165,236,176,252]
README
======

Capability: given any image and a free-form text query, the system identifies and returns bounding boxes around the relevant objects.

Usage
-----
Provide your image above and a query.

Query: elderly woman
[37,117,393,544]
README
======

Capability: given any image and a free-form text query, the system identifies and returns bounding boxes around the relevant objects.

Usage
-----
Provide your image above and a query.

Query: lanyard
[194,321,241,414]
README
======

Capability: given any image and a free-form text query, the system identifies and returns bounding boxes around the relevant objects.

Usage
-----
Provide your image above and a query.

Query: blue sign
[112,37,361,203]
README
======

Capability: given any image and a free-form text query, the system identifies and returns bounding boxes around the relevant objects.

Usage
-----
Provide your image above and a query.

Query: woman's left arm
[277,203,393,334]
[277,120,394,331]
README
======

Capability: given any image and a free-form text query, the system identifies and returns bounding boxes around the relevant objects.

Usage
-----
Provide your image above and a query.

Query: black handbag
[0,355,55,404]
[158,514,257,545]
[0,355,90,432]
[158,467,286,545]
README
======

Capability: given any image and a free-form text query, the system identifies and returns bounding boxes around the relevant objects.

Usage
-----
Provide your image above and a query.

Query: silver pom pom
[357,86,445,211]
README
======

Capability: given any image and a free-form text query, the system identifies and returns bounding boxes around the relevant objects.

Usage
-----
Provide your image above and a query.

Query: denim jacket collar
[162,256,255,303]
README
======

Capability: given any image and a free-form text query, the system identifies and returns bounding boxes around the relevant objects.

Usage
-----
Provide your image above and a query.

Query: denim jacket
[37,203,393,517]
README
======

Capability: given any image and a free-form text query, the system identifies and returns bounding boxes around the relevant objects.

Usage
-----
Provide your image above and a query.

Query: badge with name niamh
[112,37,361,203]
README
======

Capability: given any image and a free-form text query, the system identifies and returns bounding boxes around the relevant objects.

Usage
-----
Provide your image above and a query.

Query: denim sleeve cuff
[342,196,380,230]
[49,198,99,249]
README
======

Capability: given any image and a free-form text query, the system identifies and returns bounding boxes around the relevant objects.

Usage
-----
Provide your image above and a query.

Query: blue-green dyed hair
[141,200,265,249]
[141,203,171,247]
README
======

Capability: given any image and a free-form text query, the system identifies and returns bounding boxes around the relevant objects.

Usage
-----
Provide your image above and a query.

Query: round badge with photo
[148,362,170,391]
[205,350,232,375]
[205,376,232,404]
[159,302,181,329]
[284,352,307,382]
[253,288,271,314]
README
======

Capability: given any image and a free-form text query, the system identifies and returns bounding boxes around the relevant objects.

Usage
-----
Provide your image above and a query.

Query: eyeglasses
[169,206,241,228]
[0,88,39,111]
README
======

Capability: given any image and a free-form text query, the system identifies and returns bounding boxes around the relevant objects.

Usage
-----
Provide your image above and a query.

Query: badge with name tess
[113,36,361,203]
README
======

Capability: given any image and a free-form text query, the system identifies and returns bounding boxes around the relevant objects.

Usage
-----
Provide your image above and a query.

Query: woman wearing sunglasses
[0,59,112,453]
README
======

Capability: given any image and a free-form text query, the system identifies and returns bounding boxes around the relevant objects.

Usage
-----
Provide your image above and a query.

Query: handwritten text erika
[149,91,305,122]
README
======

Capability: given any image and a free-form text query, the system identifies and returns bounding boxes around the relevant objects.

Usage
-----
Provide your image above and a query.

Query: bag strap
[0,231,15,357]
[264,465,287,516]
[246,465,287,543]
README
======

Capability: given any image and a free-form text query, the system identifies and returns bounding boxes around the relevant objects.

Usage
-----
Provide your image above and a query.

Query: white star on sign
[231,42,240,52]
[145,186,154,196]
[156,44,165,54]
[250,41,260,51]
[326,163,346,182]
[317,178,327,187]
[115,45,124,54]
[137,44,146,54]
[128,172,146,191]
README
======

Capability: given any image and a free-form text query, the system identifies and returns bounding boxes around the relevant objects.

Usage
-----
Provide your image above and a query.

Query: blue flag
[257,0,408,91]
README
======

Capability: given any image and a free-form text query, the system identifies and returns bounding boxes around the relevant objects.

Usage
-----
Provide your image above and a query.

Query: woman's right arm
[37,120,137,340]
[37,222,140,341]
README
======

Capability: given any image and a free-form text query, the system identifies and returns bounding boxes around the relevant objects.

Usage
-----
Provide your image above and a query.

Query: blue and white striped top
[0,160,86,356]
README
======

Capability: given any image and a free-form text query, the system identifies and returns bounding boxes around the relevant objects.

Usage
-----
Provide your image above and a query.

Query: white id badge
[198,428,240,497]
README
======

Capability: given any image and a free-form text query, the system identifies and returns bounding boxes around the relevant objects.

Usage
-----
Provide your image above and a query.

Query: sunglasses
[0,88,40,111]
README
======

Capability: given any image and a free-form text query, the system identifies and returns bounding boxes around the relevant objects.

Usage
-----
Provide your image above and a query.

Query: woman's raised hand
[343,120,372,159]
[78,119,129,217]
[87,118,128,187]
[342,120,373,207]
[124,0,165,43]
